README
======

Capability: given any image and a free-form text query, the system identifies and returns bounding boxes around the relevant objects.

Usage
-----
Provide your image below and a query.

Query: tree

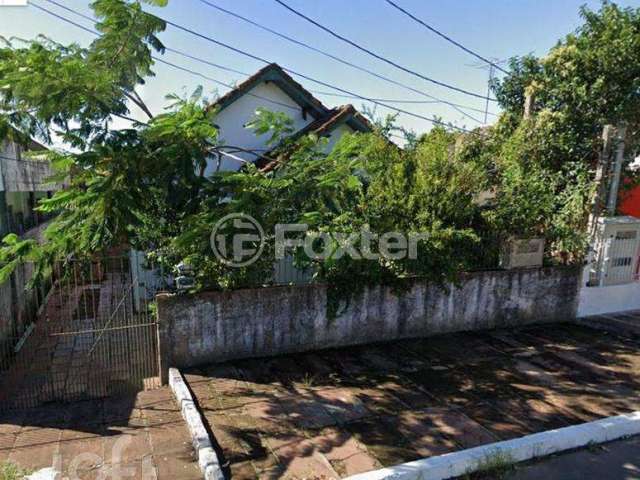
[2,0,639,292]
[0,0,218,277]
[481,2,640,261]
[493,2,640,163]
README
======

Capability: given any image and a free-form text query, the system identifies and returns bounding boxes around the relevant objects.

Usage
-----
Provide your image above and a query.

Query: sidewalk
[183,319,640,479]
[0,387,200,479]
[503,435,640,480]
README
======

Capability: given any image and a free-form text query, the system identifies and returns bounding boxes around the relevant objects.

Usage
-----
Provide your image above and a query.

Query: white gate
[579,216,640,317]
[589,216,640,286]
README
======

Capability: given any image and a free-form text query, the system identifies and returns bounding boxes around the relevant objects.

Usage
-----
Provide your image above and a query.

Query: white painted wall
[323,124,353,153]
[577,264,640,317]
[205,82,358,176]
[578,216,640,317]
[0,140,55,193]
[206,82,312,175]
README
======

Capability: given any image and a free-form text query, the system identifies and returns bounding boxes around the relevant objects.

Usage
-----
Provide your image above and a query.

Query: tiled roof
[207,63,328,118]
[257,104,373,172]
[206,63,373,173]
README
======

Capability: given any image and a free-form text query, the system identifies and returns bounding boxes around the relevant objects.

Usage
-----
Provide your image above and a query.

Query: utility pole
[606,123,627,215]
[587,125,615,238]
[483,64,494,124]
[523,89,535,119]
[467,58,507,124]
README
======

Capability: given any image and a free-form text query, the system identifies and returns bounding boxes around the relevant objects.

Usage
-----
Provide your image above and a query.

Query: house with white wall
[204,63,372,175]
[132,63,374,299]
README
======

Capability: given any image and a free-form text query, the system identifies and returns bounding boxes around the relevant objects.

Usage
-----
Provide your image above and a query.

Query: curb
[345,411,640,480]
[168,368,225,480]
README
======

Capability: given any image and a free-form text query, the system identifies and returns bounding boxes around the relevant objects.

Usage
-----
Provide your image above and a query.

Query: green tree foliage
[169,126,486,293]
[494,2,640,157]
[480,1,640,260]
[0,1,217,269]
[1,0,639,296]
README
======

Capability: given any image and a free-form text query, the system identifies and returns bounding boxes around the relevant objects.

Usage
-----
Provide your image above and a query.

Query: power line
[272,0,494,102]
[34,0,437,119]
[383,0,509,75]
[156,56,301,111]
[39,0,493,118]
[158,18,474,132]
[30,1,473,133]
[196,0,485,123]
[32,1,302,113]
[38,0,482,128]
[38,0,254,80]
[312,90,497,116]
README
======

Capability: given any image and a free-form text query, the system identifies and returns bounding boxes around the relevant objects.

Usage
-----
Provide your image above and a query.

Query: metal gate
[588,217,640,287]
[0,256,160,411]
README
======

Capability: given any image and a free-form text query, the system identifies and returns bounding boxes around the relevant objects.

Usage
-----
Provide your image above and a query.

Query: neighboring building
[619,158,640,218]
[0,135,57,364]
[205,63,372,175]
[620,181,640,218]
[0,136,56,237]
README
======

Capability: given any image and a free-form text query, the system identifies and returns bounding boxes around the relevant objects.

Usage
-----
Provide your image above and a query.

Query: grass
[0,462,30,480]
[462,450,517,480]
[299,372,316,389]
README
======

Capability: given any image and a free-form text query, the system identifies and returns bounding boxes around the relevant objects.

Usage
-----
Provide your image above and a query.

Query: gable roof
[294,104,372,137]
[207,63,374,173]
[207,63,329,119]
[256,104,373,172]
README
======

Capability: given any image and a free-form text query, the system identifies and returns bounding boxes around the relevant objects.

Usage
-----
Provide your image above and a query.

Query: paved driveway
[184,317,640,479]
[0,387,200,479]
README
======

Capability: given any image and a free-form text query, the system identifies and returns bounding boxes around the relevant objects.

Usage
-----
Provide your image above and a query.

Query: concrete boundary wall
[157,267,580,369]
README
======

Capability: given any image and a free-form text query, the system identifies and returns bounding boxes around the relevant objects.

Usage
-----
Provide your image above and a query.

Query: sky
[1,0,639,138]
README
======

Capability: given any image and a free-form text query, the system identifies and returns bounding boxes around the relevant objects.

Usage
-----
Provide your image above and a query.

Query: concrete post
[606,124,627,215]
[523,89,535,119]
[588,125,616,238]
[155,293,173,385]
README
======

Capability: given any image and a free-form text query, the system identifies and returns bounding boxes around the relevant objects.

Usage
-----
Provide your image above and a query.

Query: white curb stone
[25,468,58,480]
[345,411,640,480]
[168,368,225,480]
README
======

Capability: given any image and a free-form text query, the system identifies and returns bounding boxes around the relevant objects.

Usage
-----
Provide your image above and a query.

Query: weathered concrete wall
[1,140,57,193]
[0,261,40,353]
[157,267,581,369]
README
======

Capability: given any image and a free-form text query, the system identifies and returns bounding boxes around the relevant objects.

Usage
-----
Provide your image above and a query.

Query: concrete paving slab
[184,316,640,479]
[0,387,199,479]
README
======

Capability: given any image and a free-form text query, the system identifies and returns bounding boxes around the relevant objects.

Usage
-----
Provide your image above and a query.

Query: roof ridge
[206,63,329,116]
